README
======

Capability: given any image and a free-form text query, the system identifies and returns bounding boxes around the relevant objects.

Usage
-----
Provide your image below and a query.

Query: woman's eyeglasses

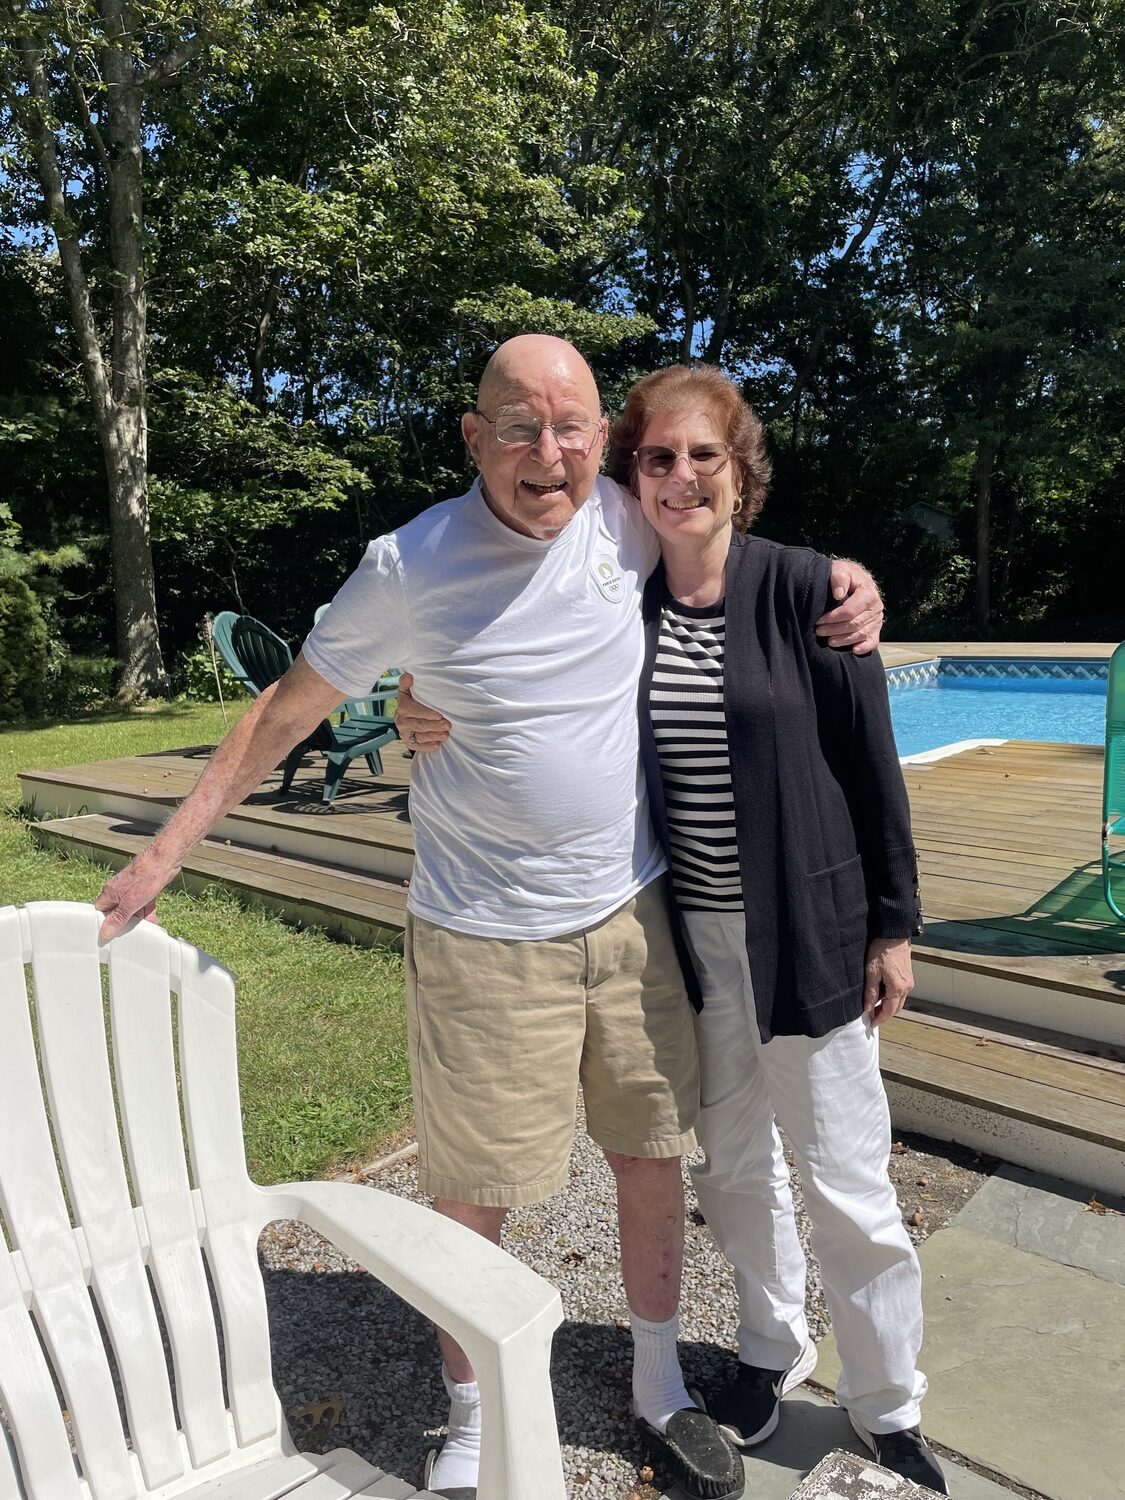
[633,443,731,478]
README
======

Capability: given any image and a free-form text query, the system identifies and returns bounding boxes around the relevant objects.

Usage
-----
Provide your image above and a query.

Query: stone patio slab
[813,1224,1124,1500]
[953,1164,1125,1286]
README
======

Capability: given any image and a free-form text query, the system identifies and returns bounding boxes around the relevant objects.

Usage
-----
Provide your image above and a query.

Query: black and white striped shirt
[651,594,744,912]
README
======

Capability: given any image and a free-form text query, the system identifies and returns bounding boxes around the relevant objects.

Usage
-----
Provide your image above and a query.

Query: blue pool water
[888,666,1107,758]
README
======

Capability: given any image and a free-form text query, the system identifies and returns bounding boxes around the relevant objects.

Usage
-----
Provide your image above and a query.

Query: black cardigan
[640,534,922,1042]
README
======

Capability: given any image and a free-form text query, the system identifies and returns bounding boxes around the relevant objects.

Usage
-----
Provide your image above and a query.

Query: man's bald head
[463,334,607,541]
[477,334,600,415]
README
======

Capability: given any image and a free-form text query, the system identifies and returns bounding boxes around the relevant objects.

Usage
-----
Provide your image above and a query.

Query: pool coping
[899,737,1009,766]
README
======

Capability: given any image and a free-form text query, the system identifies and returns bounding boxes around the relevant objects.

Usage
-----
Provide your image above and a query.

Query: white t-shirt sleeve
[300,538,411,698]
[601,475,661,575]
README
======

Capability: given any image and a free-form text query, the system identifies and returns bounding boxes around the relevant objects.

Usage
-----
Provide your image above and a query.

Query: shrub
[44,653,116,716]
[0,575,49,720]
[175,642,247,703]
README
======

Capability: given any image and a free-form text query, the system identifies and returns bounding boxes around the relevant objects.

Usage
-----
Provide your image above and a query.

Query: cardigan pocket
[802,854,869,999]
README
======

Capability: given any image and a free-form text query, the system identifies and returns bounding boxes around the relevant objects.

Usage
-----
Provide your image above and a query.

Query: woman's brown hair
[607,364,771,532]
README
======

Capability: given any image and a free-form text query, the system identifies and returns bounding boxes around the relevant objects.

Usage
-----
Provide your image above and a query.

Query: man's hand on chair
[95,845,182,941]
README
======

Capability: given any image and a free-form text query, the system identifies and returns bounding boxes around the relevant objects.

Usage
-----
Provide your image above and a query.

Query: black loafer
[636,1406,745,1499]
[423,1445,476,1498]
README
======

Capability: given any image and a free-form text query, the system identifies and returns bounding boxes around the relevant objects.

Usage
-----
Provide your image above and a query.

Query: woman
[605,365,948,1495]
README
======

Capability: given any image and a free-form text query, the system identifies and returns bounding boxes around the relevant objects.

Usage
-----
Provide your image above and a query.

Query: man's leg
[426,1199,507,1496]
[581,882,700,1430]
[405,914,586,1497]
[432,1198,508,1379]
[583,884,742,1498]
[607,1150,692,1424]
[605,1148,742,1498]
[609,1151,684,1320]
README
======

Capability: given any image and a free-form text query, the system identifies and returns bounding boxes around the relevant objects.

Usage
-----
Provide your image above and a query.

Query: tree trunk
[973,436,997,636]
[250,270,282,411]
[16,7,168,700]
[999,484,1021,615]
[101,401,166,700]
[101,4,168,699]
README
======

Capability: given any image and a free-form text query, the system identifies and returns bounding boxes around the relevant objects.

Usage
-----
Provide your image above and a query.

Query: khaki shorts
[404,877,700,1207]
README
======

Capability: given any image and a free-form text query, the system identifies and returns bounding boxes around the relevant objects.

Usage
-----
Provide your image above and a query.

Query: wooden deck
[906,739,1125,1000]
[21,742,415,876]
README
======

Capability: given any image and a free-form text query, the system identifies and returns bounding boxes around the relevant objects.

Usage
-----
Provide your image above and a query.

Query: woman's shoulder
[729,533,831,600]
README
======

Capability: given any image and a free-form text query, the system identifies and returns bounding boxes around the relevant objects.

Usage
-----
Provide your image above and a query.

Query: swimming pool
[886,659,1108,759]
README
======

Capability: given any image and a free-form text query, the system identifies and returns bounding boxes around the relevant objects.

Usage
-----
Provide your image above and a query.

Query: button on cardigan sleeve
[799,556,923,940]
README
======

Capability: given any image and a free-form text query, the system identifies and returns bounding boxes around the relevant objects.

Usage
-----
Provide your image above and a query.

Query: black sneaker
[691,1340,817,1448]
[849,1415,949,1495]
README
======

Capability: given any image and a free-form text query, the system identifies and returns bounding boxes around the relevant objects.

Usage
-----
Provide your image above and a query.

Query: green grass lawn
[1,703,412,1183]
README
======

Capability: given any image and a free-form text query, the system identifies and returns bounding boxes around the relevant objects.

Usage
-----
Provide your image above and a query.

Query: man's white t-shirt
[301,476,665,939]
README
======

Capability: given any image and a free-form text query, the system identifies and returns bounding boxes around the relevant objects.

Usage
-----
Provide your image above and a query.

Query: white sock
[430,1366,481,1492]
[630,1310,693,1433]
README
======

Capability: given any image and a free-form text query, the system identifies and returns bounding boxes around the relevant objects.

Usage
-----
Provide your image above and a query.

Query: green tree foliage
[0,574,48,719]
[2,0,1123,693]
[881,2,1125,631]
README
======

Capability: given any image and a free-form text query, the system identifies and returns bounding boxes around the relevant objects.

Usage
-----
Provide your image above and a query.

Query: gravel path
[260,1110,993,1498]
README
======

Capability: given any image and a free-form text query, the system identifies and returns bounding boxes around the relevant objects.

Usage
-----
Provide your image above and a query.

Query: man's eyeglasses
[634,443,731,478]
[476,411,603,450]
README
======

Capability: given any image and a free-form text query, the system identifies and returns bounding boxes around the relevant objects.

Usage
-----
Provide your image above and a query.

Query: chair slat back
[176,943,278,1449]
[105,922,230,1468]
[27,905,186,1492]
[0,1247,82,1500]
[0,905,139,1499]
[211,613,293,699]
[0,906,281,1499]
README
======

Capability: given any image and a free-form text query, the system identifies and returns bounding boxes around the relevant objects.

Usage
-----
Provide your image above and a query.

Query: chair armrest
[256,1180,562,1361]
[256,1180,567,1497]
[342,691,399,718]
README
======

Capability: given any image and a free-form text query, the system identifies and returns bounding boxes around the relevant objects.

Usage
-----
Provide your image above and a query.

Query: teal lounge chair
[210,611,398,804]
[313,603,402,719]
[1104,641,1125,920]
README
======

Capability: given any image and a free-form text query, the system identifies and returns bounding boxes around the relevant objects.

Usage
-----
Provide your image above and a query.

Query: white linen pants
[685,910,927,1433]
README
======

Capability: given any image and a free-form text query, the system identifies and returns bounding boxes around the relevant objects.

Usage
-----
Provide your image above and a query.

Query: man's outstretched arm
[95,655,345,940]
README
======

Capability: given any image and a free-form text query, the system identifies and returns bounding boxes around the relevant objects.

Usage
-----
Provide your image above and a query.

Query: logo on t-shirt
[592,558,625,603]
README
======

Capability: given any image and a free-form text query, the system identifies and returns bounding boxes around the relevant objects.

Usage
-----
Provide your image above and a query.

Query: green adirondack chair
[210,612,398,804]
[312,603,402,720]
[1104,641,1125,921]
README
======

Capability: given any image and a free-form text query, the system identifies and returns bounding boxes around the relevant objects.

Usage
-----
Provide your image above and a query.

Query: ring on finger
[408,732,418,745]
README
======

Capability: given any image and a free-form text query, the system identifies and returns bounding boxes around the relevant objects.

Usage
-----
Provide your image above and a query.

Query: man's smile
[520,478,569,497]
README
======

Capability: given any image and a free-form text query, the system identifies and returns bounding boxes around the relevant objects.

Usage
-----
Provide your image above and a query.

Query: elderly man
[96,336,881,1500]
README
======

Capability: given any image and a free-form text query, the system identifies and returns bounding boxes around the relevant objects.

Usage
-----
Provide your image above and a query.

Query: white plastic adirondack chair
[0,902,566,1500]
